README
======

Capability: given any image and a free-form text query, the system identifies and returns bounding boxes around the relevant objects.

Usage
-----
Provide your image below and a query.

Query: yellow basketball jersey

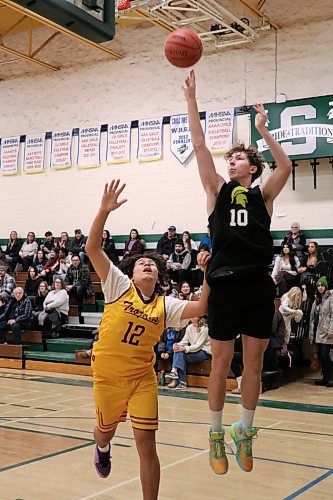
[92,281,165,379]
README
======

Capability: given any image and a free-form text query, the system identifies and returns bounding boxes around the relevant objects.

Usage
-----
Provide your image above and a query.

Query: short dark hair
[74,229,82,234]
[175,238,184,247]
[45,231,53,237]
[225,144,265,182]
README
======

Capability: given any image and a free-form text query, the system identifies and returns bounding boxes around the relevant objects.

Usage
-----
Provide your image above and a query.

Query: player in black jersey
[183,70,292,475]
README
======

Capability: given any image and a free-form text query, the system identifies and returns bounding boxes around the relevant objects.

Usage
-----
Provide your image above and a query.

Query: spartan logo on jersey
[231,186,249,208]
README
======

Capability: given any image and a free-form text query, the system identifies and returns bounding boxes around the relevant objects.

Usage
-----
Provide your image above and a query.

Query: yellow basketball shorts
[93,369,158,432]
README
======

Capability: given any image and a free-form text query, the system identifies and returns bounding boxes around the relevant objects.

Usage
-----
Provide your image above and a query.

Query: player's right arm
[183,70,225,215]
[86,179,127,283]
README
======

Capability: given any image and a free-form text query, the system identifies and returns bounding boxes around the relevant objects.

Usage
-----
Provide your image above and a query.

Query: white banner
[24,133,46,174]
[50,130,73,170]
[170,114,193,164]
[205,109,234,154]
[77,126,101,169]
[137,118,163,162]
[0,136,20,176]
[107,122,131,164]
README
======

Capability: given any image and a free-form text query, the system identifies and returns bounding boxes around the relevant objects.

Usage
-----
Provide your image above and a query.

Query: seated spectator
[279,285,307,346]
[102,229,119,264]
[4,231,21,271]
[39,248,60,285]
[0,287,32,345]
[272,243,300,295]
[124,228,145,258]
[167,239,191,284]
[282,222,306,260]
[38,278,69,338]
[200,224,212,252]
[165,317,211,389]
[0,265,16,302]
[298,241,320,285]
[70,229,88,263]
[24,266,42,303]
[183,231,198,268]
[178,281,197,301]
[157,225,178,261]
[64,255,93,323]
[31,280,49,326]
[58,231,71,254]
[18,231,38,271]
[34,250,47,275]
[40,231,55,259]
[157,327,186,362]
[53,248,71,281]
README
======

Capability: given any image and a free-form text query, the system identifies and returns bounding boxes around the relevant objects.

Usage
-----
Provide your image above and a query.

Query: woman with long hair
[19,231,38,271]
[272,243,300,295]
[298,241,320,285]
[39,278,69,337]
[101,229,118,264]
[5,231,21,271]
[24,266,42,302]
[31,280,49,326]
[178,281,197,301]
[123,228,145,258]
[182,231,198,253]
[34,250,47,275]
[279,285,307,346]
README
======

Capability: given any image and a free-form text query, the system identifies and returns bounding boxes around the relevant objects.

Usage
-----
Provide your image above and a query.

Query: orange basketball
[164,28,203,68]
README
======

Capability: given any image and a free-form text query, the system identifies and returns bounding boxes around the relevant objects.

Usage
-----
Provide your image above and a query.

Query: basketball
[164,28,203,68]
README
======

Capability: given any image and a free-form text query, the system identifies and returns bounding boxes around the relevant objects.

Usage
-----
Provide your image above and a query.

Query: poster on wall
[107,122,131,164]
[77,126,101,169]
[251,95,333,161]
[0,136,20,176]
[170,114,193,165]
[24,133,46,174]
[50,130,73,170]
[137,118,163,162]
[205,109,234,154]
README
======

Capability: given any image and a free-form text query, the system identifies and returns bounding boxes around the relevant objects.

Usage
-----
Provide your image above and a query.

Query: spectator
[200,225,212,252]
[31,280,49,326]
[309,276,333,387]
[279,285,307,346]
[157,225,178,261]
[263,310,285,371]
[64,255,93,323]
[183,230,198,268]
[4,231,21,271]
[40,231,55,258]
[70,229,88,263]
[19,232,38,271]
[24,266,42,302]
[102,230,119,264]
[167,239,191,285]
[34,250,47,275]
[124,228,145,258]
[272,243,300,295]
[38,278,69,337]
[58,231,72,253]
[157,327,186,361]
[39,248,60,285]
[0,287,32,345]
[298,241,320,285]
[178,281,197,301]
[0,265,16,301]
[165,317,211,389]
[282,222,306,260]
[53,248,71,281]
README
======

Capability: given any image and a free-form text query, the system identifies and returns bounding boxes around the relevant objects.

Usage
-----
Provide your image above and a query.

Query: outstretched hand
[182,69,196,101]
[100,179,127,213]
[253,103,268,131]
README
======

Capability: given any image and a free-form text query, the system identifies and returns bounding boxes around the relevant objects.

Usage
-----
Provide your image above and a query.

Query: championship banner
[205,109,234,154]
[77,126,101,169]
[50,130,73,170]
[107,122,131,164]
[0,136,20,176]
[170,114,193,164]
[24,133,46,174]
[137,118,163,162]
[251,95,333,161]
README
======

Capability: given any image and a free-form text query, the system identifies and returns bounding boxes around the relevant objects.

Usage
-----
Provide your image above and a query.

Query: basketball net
[116,0,131,11]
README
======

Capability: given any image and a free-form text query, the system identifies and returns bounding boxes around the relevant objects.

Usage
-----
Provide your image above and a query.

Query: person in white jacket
[279,285,307,346]
[165,317,211,389]
[39,277,69,337]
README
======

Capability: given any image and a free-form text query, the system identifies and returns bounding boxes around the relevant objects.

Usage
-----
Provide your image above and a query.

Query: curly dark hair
[225,144,265,182]
[117,251,169,295]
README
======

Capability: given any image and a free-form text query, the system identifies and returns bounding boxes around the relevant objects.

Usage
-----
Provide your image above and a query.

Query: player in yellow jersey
[86,179,211,500]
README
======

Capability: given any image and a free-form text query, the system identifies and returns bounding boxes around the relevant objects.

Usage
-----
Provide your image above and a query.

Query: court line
[283,469,333,499]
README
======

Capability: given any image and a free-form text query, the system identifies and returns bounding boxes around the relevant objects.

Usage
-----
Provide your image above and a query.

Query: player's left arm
[181,251,211,320]
[255,104,292,212]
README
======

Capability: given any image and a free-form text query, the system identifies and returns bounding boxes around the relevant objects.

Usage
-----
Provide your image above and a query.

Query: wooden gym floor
[0,368,332,500]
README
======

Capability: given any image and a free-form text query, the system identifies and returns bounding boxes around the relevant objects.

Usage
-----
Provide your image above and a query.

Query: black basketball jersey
[206,180,273,282]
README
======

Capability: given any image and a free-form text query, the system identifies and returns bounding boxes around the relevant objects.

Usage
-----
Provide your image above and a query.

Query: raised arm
[255,104,292,213]
[183,70,225,215]
[86,180,127,283]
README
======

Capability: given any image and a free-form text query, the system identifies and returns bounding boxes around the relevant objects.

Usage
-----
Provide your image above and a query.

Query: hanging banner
[0,136,20,176]
[137,118,163,162]
[251,95,333,161]
[107,122,131,164]
[77,126,101,169]
[50,130,73,170]
[170,114,194,165]
[24,133,46,174]
[205,109,234,154]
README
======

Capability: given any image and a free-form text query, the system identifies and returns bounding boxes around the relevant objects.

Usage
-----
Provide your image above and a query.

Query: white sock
[98,443,110,453]
[241,407,255,430]
[210,410,223,432]
[236,376,242,389]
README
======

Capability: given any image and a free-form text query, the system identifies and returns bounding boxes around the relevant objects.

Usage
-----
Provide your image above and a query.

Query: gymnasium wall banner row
[250,95,333,161]
[0,110,234,175]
